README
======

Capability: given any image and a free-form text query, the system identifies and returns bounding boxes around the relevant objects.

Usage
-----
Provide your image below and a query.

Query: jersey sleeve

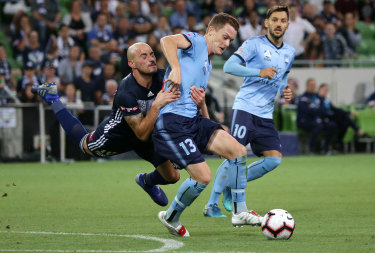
[181,32,202,55]
[233,39,257,63]
[117,91,141,117]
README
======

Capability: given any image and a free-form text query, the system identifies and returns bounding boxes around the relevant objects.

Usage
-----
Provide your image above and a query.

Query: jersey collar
[265,35,284,50]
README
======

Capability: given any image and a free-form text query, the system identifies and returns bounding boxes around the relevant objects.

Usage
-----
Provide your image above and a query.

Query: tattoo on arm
[124,113,144,133]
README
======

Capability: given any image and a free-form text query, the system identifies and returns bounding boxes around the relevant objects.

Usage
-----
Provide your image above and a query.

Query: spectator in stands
[211,0,234,15]
[22,30,45,75]
[321,23,351,66]
[113,2,127,25]
[94,63,118,104]
[169,0,189,30]
[335,0,359,20]
[30,0,61,46]
[127,0,152,42]
[88,45,105,79]
[338,12,362,58]
[17,61,39,97]
[87,12,116,60]
[11,14,32,61]
[312,15,326,37]
[297,78,334,154]
[114,17,136,54]
[237,0,257,25]
[305,32,324,67]
[101,79,118,105]
[56,24,76,60]
[91,0,115,28]
[301,3,318,23]
[148,0,161,28]
[320,0,340,25]
[238,10,262,42]
[60,83,82,106]
[40,61,61,94]
[358,0,375,23]
[19,83,38,103]
[63,0,92,54]
[74,60,99,103]
[0,44,16,91]
[43,41,60,72]
[153,15,172,40]
[318,83,366,150]
[284,4,316,59]
[186,14,198,32]
[58,45,83,85]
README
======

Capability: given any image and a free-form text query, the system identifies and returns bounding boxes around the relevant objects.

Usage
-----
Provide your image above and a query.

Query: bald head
[127,42,157,76]
[127,42,152,61]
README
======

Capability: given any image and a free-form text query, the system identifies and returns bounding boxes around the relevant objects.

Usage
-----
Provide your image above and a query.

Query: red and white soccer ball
[261,209,295,240]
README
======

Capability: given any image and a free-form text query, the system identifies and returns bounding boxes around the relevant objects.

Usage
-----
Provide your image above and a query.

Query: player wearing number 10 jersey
[204,6,296,217]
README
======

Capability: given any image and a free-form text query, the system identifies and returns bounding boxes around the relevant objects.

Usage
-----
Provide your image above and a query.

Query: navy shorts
[152,113,222,168]
[84,127,167,168]
[230,109,281,157]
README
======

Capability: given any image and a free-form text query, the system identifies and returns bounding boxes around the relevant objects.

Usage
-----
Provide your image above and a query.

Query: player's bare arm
[160,34,191,92]
[282,85,293,102]
[260,67,278,79]
[125,89,180,141]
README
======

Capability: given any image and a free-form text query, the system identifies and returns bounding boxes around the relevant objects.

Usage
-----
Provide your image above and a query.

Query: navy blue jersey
[86,69,166,159]
[104,68,165,141]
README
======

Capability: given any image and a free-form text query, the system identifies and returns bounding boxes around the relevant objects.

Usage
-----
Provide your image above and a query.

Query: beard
[269,28,285,41]
[136,64,157,76]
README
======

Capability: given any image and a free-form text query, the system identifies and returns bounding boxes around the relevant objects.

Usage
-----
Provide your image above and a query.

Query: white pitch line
[0,230,184,253]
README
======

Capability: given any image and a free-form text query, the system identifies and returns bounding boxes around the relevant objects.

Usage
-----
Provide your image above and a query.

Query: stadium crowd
[0,0,374,156]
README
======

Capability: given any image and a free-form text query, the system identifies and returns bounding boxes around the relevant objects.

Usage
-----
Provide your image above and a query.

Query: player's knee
[194,174,211,185]
[263,156,282,172]
[165,170,180,184]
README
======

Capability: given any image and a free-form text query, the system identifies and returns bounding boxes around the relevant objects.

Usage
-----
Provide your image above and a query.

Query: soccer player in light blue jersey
[204,6,296,217]
[153,13,264,237]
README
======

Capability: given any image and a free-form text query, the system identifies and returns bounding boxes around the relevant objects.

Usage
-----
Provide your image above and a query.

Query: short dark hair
[207,12,239,33]
[266,5,289,20]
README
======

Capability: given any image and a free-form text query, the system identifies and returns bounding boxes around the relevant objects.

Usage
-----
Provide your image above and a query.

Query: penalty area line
[0,230,184,252]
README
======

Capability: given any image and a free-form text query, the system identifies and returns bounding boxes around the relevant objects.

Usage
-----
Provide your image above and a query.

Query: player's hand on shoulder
[154,89,181,108]
[165,68,181,92]
[283,85,293,102]
[190,86,205,108]
[260,67,278,79]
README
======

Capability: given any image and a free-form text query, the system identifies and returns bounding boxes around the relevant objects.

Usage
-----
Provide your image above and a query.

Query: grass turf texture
[0,154,374,252]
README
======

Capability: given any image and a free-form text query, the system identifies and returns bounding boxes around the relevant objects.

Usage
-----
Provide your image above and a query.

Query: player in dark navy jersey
[32,43,205,207]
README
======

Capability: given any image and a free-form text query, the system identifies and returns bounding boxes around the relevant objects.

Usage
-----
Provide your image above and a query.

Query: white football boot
[158,211,190,237]
[232,210,263,227]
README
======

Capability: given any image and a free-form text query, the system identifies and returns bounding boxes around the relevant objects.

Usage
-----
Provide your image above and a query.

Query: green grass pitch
[0,154,374,252]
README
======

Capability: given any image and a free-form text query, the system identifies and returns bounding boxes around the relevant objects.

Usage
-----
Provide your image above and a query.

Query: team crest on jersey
[120,105,138,112]
[202,59,209,75]
[284,55,290,65]
[264,50,272,61]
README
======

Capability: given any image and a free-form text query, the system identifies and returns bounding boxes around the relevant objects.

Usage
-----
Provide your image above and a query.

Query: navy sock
[144,170,169,186]
[51,100,88,146]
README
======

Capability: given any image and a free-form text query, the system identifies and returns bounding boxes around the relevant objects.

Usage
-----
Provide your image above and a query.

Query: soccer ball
[261,209,295,240]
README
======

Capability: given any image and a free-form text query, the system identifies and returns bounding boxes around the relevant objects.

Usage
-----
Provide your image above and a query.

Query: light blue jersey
[233,35,295,119]
[160,32,212,118]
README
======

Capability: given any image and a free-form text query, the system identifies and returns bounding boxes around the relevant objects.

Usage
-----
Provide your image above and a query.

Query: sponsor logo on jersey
[147,91,154,97]
[89,131,95,141]
[120,105,139,112]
